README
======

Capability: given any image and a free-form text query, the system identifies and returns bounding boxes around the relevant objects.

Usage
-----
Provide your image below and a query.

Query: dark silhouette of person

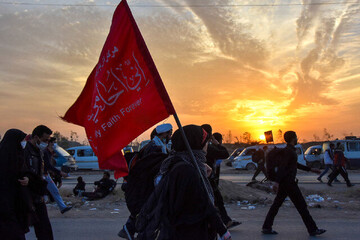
[327,142,354,187]
[251,146,268,181]
[0,129,31,240]
[202,124,240,229]
[262,131,326,236]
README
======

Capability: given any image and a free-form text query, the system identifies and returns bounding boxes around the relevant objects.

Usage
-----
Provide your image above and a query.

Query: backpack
[252,149,264,163]
[136,159,187,240]
[265,147,284,181]
[123,152,167,215]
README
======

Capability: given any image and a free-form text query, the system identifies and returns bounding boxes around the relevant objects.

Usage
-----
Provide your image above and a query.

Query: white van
[232,144,306,170]
[304,145,324,168]
[332,139,360,169]
[67,146,99,170]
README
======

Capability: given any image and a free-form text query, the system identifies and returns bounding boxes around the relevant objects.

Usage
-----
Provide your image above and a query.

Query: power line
[0,1,359,8]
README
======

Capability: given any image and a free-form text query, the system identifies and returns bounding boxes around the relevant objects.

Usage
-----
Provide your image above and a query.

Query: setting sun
[259,135,266,141]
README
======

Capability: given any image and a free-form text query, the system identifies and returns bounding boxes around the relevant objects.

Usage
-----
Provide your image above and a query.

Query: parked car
[232,144,306,170]
[67,146,99,170]
[67,145,137,170]
[53,144,78,172]
[304,145,324,169]
[226,147,245,166]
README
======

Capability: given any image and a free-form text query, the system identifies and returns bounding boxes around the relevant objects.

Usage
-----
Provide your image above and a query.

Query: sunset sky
[0,0,359,143]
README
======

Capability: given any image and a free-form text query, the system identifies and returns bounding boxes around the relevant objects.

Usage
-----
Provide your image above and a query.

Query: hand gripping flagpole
[173,113,214,204]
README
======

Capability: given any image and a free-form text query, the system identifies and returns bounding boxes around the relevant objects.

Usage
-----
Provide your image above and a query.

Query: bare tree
[323,128,333,141]
[70,131,79,142]
[53,131,81,149]
[225,130,232,144]
[313,134,320,141]
[243,132,252,144]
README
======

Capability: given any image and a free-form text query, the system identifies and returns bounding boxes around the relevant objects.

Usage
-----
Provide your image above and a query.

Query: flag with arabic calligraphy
[62,0,175,178]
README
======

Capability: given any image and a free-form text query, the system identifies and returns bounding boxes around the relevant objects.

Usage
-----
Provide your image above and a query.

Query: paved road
[24,169,360,239]
[220,172,360,184]
[62,170,360,185]
[25,216,360,240]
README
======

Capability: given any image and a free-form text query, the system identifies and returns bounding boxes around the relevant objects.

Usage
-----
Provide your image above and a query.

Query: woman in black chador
[0,129,32,240]
[157,125,231,240]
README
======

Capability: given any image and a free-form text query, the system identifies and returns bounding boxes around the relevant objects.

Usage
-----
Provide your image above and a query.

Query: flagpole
[172,113,214,204]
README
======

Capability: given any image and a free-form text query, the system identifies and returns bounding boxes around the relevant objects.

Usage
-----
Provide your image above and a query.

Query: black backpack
[252,149,264,163]
[136,159,187,240]
[123,152,167,215]
[265,147,284,181]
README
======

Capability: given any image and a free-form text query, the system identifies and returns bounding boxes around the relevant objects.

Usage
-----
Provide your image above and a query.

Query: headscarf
[0,129,27,182]
[159,125,214,203]
[171,124,210,152]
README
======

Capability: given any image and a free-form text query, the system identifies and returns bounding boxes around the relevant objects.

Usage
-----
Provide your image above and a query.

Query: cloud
[0,5,114,135]
[285,2,360,113]
[182,0,269,68]
[0,1,359,140]
[296,0,322,48]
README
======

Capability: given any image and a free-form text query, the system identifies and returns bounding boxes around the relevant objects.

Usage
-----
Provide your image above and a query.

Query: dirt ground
[51,177,360,221]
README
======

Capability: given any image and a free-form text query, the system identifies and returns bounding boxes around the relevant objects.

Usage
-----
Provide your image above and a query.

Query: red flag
[62,0,175,178]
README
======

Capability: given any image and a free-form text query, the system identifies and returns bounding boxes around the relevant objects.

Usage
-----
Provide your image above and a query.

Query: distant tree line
[53,131,86,149]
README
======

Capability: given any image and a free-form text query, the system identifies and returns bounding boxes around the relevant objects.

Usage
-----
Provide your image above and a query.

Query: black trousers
[252,164,267,180]
[33,201,53,240]
[210,178,232,225]
[328,166,351,186]
[263,181,317,233]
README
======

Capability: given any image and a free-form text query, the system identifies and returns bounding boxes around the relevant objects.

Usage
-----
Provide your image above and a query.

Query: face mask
[21,141,27,149]
[37,142,48,151]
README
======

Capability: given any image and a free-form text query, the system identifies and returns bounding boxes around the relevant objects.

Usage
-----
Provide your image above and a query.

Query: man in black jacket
[262,131,326,236]
[24,125,54,240]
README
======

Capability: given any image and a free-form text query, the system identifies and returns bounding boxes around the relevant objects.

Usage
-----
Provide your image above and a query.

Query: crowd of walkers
[117,124,329,239]
[317,142,354,187]
[250,140,354,188]
[3,123,352,239]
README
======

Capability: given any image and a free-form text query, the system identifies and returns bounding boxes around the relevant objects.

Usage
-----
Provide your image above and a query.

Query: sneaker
[262,228,278,234]
[317,177,323,183]
[347,184,355,187]
[327,182,332,187]
[309,229,326,236]
[61,206,73,214]
[118,228,134,239]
